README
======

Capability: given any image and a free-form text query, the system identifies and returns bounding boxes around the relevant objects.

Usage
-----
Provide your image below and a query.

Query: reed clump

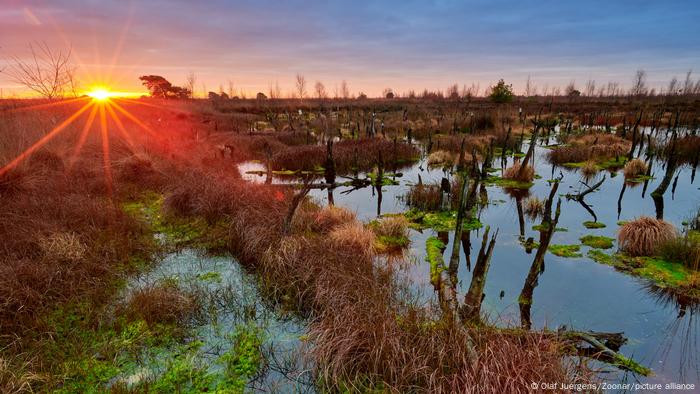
[623,158,648,179]
[524,197,544,219]
[549,133,630,165]
[405,183,443,211]
[504,162,535,182]
[618,216,676,257]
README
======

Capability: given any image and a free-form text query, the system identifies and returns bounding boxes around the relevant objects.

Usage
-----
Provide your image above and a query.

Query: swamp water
[240,136,700,389]
[111,247,313,392]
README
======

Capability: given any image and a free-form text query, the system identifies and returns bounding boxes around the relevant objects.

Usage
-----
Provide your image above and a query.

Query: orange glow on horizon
[86,86,142,101]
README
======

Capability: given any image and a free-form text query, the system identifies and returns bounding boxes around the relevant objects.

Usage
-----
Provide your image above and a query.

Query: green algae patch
[272,169,298,175]
[580,235,614,249]
[626,175,655,183]
[532,223,568,232]
[548,244,582,258]
[374,235,410,254]
[122,192,228,253]
[583,221,606,229]
[564,156,628,171]
[617,220,629,226]
[483,175,533,189]
[426,237,446,284]
[586,250,700,299]
[405,209,482,232]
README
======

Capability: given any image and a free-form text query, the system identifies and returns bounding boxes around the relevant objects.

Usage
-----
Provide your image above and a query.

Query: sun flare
[88,88,111,101]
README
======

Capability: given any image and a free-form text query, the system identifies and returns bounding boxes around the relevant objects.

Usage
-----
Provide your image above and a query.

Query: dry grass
[581,160,598,178]
[618,216,677,257]
[123,283,199,327]
[312,205,356,233]
[372,216,409,239]
[623,158,648,179]
[524,197,544,219]
[38,232,87,263]
[329,222,376,258]
[504,162,535,182]
[549,133,630,164]
[271,137,419,173]
[427,150,455,166]
[405,182,443,211]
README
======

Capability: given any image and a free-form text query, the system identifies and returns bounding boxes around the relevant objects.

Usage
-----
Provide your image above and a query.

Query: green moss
[375,235,410,253]
[405,209,482,232]
[613,354,652,376]
[564,156,628,170]
[587,251,699,299]
[272,169,298,175]
[532,223,568,232]
[367,171,400,186]
[580,235,614,249]
[626,175,655,183]
[583,221,606,229]
[122,192,229,252]
[196,271,223,283]
[483,175,533,189]
[617,220,629,226]
[587,249,615,265]
[548,244,582,258]
[426,237,446,283]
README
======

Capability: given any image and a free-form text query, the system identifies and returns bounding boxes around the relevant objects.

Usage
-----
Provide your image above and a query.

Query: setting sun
[88,88,111,100]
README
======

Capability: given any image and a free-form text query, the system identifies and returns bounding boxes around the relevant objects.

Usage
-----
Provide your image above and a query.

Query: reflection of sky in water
[272,138,700,387]
[122,249,311,392]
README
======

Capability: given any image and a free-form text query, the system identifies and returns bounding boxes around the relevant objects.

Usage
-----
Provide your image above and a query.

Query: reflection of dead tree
[2,42,75,99]
[460,226,498,323]
[652,132,678,219]
[565,175,605,222]
[519,180,562,330]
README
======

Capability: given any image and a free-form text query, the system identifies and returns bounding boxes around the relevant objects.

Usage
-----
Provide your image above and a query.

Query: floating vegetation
[532,223,568,232]
[483,175,533,189]
[586,250,700,300]
[580,235,614,249]
[425,237,446,283]
[582,221,606,229]
[549,244,583,258]
[405,209,482,232]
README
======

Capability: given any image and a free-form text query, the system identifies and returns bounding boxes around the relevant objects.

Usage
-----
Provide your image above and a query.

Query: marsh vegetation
[1,91,699,392]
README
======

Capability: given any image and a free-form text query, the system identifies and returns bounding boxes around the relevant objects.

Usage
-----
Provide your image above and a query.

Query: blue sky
[1,0,699,96]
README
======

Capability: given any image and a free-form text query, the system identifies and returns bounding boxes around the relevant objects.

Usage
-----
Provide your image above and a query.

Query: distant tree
[220,92,229,99]
[683,70,694,95]
[227,80,235,98]
[489,79,514,103]
[383,88,394,99]
[524,75,533,97]
[630,69,648,96]
[314,81,326,99]
[295,73,307,99]
[208,91,221,100]
[565,81,580,97]
[340,80,350,99]
[584,80,596,97]
[357,92,367,100]
[3,42,75,98]
[139,75,190,98]
[446,83,459,99]
[667,76,679,96]
[185,72,197,98]
[256,92,267,100]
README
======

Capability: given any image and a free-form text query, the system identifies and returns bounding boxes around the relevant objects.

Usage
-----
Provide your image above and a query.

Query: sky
[1,0,700,97]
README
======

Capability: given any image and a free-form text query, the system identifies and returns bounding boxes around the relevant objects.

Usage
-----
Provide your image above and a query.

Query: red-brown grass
[623,158,648,179]
[405,182,443,211]
[581,160,598,178]
[271,137,419,173]
[524,197,544,219]
[504,162,535,182]
[548,133,630,164]
[372,215,409,239]
[312,205,356,233]
[618,216,677,257]
[123,282,199,327]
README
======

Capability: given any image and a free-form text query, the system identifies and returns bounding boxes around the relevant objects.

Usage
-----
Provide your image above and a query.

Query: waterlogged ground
[109,248,312,392]
[241,136,700,388]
